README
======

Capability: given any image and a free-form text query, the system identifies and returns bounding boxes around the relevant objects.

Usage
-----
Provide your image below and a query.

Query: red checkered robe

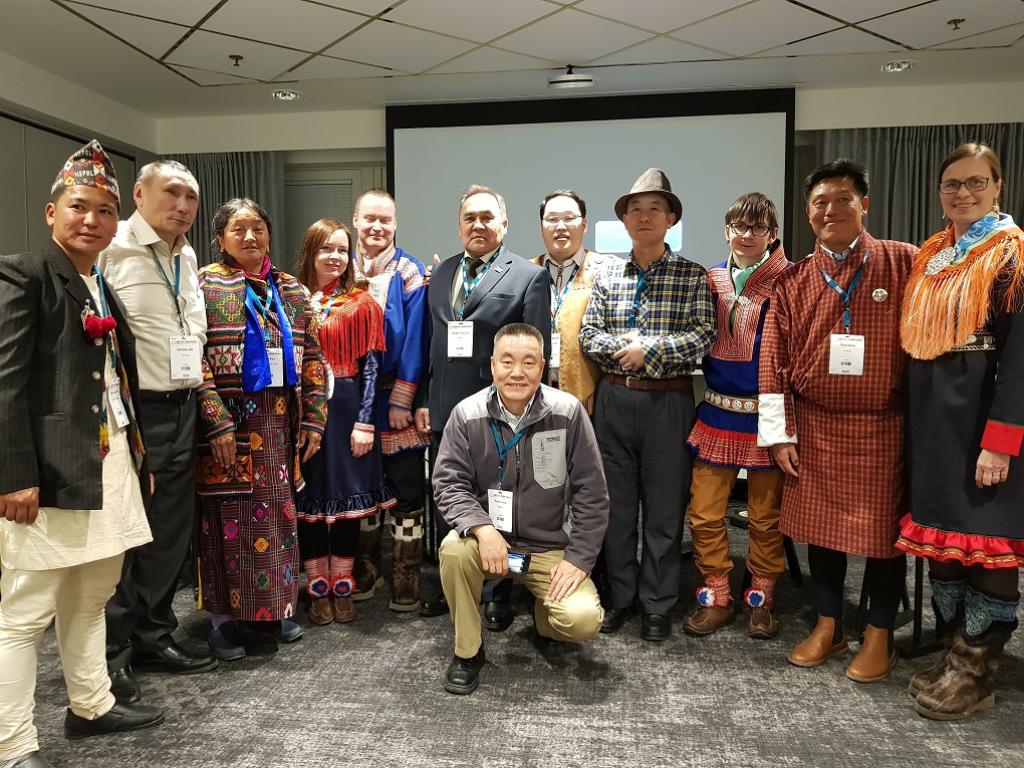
[758,232,917,558]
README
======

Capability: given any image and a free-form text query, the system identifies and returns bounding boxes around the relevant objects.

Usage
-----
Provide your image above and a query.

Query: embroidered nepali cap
[613,167,682,222]
[51,139,120,206]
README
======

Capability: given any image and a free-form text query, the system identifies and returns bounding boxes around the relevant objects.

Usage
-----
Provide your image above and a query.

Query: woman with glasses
[295,218,392,625]
[897,143,1024,720]
[196,199,327,660]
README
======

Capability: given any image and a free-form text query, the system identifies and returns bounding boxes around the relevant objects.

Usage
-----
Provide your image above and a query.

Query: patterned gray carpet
[32,528,1024,768]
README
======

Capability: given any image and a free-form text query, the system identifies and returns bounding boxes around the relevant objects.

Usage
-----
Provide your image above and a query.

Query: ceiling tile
[283,53,393,80]
[671,0,839,56]
[860,0,1024,49]
[310,0,402,15]
[787,0,924,24]
[325,19,476,73]
[166,29,309,80]
[753,26,901,57]
[587,35,725,65]
[577,0,749,34]
[67,4,189,58]
[203,0,365,52]
[430,46,558,74]
[935,21,1024,49]
[168,64,262,85]
[386,0,556,44]
[496,8,652,64]
[64,0,217,26]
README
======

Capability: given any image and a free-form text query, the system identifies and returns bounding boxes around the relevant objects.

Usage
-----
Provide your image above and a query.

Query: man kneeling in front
[433,323,608,694]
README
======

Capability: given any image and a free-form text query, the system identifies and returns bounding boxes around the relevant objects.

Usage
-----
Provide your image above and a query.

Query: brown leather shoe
[747,605,780,639]
[683,603,736,636]
[847,624,897,683]
[333,596,356,623]
[308,596,333,626]
[788,615,848,667]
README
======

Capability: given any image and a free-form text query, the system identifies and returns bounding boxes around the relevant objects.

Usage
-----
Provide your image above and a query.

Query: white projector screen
[388,92,793,270]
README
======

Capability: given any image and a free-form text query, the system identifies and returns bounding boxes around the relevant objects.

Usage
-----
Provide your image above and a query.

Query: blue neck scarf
[241,273,298,392]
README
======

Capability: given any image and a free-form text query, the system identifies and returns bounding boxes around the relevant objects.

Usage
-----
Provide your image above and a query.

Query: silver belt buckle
[625,375,640,389]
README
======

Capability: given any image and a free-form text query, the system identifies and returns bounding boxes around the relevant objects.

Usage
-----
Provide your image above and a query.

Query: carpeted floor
[33,524,1024,768]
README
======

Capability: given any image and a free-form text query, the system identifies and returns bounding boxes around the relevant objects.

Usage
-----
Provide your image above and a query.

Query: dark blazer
[421,244,551,432]
[0,241,147,509]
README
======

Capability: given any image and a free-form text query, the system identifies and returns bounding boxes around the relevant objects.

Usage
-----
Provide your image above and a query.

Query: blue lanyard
[148,247,185,333]
[91,267,119,369]
[319,284,341,322]
[626,271,646,329]
[490,419,527,487]
[246,281,275,344]
[550,262,580,329]
[820,251,869,332]
[458,256,490,320]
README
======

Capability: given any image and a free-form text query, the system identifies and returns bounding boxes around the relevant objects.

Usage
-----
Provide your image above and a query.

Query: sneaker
[208,621,246,662]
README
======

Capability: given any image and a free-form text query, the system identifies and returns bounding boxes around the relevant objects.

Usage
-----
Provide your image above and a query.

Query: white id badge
[829,334,865,376]
[267,347,285,387]
[448,321,474,358]
[106,378,130,428]
[550,332,561,369]
[487,488,514,533]
[169,335,202,380]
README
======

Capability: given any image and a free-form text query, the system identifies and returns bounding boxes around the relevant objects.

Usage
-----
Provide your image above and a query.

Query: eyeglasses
[938,176,992,195]
[728,223,772,237]
[542,215,582,227]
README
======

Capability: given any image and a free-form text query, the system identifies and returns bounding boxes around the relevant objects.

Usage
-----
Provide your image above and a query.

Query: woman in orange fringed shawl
[897,143,1024,721]
[295,219,394,626]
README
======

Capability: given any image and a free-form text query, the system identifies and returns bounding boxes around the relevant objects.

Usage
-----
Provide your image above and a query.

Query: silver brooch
[872,288,888,303]
[924,246,957,276]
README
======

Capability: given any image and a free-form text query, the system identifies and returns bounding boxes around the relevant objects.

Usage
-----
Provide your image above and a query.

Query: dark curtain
[162,151,286,266]
[811,123,1024,247]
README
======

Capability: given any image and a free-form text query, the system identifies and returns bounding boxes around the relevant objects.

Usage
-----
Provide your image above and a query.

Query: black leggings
[298,519,359,561]
[929,560,1019,601]
[808,545,906,629]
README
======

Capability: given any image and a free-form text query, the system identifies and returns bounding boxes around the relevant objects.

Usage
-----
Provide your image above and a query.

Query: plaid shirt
[580,249,715,379]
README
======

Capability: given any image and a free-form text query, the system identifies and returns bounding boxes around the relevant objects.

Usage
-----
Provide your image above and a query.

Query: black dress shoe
[8,751,55,767]
[108,666,141,705]
[420,592,449,617]
[641,613,671,642]
[483,600,514,632]
[600,606,634,634]
[443,647,486,695]
[64,701,165,740]
[134,642,218,674]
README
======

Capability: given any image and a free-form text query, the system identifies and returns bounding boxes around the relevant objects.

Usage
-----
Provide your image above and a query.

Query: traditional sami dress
[897,214,1024,568]
[196,258,327,622]
[758,232,917,558]
[297,282,395,521]
[688,241,788,469]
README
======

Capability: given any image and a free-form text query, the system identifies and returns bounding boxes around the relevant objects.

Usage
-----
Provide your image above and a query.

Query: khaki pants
[439,531,604,659]
[0,554,123,761]
[687,461,784,583]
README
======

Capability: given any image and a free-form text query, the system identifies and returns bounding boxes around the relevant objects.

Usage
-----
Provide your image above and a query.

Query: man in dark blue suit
[414,185,551,626]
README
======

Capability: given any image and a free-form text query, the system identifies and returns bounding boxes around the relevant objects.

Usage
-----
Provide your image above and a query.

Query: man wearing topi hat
[0,140,164,768]
[580,168,715,641]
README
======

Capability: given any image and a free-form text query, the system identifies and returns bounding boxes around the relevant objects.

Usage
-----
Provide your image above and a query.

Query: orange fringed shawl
[901,221,1024,360]
[313,282,386,378]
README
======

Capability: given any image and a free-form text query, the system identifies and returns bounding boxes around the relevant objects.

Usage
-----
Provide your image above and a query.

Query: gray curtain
[811,124,1024,247]
[162,151,286,266]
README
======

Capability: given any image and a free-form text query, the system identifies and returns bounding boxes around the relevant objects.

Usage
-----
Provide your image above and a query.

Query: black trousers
[105,394,197,669]
[383,448,427,519]
[808,544,906,629]
[298,518,359,559]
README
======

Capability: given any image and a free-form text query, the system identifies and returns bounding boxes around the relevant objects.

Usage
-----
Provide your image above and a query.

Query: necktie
[455,257,482,316]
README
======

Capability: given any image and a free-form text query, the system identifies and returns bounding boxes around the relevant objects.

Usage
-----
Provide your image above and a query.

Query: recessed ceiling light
[548,65,594,90]
[271,88,302,102]
[881,59,916,74]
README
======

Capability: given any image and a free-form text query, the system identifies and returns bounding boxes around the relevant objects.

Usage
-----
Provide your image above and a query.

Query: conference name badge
[267,347,285,387]
[550,332,561,369]
[829,334,864,376]
[487,488,513,533]
[448,321,474,358]
[106,377,131,428]
[169,335,202,380]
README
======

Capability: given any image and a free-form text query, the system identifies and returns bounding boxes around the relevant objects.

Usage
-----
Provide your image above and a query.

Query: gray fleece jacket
[432,384,609,573]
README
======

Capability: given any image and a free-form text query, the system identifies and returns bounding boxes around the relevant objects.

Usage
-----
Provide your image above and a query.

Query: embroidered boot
[788,615,848,667]
[909,578,965,695]
[745,575,779,639]
[352,515,384,602]
[846,625,897,683]
[683,575,736,636]
[304,557,333,626]
[330,555,357,623]
[389,512,423,612]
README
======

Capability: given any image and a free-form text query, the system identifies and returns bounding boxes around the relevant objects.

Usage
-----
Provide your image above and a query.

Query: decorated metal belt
[951,333,996,353]
[704,387,758,413]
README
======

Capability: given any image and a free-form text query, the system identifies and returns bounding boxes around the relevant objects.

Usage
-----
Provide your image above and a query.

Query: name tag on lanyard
[106,377,131,429]
[169,335,202,380]
[267,347,285,387]
[829,334,865,376]
[550,331,561,369]
[487,488,514,533]
[448,321,474,357]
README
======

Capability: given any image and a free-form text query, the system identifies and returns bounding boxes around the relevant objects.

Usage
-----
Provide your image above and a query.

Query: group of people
[0,136,1020,767]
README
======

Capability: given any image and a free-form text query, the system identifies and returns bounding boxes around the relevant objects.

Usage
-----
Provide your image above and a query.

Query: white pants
[0,553,124,761]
